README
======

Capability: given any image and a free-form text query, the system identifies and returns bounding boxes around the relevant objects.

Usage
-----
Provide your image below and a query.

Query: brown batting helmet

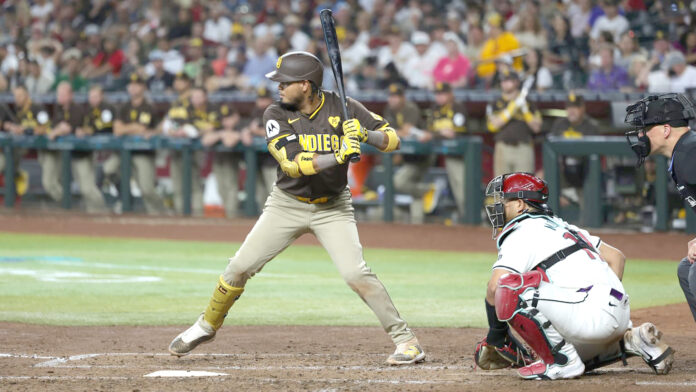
[265,51,323,87]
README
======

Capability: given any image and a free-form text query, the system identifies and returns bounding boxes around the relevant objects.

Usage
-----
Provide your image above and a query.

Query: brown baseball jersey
[117,101,159,154]
[263,90,390,199]
[549,117,600,139]
[84,102,117,134]
[52,103,85,132]
[383,101,424,131]
[428,102,467,138]
[13,101,51,133]
[486,96,540,144]
[189,104,233,131]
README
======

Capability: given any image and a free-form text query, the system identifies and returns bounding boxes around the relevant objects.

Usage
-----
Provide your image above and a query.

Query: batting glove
[342,118,367,142]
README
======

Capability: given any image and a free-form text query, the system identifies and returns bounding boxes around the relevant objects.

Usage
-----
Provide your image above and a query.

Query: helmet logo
[328,116,340,128]
[276,57,283,69]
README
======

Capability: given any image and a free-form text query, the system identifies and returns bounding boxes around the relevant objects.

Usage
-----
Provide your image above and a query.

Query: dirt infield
[1,212,695,391]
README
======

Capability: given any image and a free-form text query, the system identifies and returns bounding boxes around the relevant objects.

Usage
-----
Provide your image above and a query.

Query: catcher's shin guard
[203,275,244,330]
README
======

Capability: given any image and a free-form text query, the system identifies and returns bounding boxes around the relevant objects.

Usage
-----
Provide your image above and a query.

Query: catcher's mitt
[474,336,534,370]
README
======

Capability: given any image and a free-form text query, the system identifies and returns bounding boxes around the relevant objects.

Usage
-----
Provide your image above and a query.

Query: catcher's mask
[485,173,552,239]
[624,93,696,166]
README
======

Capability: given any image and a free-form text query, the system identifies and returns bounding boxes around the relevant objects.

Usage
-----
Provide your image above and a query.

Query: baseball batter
[169,51,425,365]
[474,172,674,379]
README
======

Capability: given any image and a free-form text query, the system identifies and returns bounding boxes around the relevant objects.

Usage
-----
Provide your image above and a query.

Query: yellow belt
[294,195,330,204]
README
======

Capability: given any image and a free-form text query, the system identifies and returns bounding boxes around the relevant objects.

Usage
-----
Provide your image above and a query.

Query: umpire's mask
[625,93,696,166]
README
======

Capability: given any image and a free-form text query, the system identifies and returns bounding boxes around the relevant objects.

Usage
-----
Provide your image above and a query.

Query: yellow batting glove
[334,135,361,164]
[342,118,367,142]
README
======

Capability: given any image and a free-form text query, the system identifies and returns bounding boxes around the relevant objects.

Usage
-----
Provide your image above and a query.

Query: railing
[0,134,484,223]
[543,136,696,233]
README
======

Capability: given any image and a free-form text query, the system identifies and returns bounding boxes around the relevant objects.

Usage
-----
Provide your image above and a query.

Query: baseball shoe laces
[386,338,426,365]
[168,315,216,357]
[623,322,674,374]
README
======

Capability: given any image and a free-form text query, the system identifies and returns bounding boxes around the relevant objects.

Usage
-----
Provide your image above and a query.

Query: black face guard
[625,93,696,166]
[485,175,505,239]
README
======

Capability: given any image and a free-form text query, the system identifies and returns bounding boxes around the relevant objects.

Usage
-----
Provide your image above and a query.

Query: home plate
[144,370,228,378]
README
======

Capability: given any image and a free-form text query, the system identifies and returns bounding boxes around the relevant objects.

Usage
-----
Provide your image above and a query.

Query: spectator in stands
[239,86,276,208]
[663,51,696,93]
[674,31,696,65]
[203,3,232,44]
[194,87,242,217]
[168,7,193,43]
[587,45,631,91]
[52,49,88,93]
[548,93,600,222]
[205,63,248,92]
[0,44,19,87]
[514,9,548,50]
[477,12,522,82]
[243,37,276,88]
[146,51,174,93]
[384,83,437,224]
[432,32,470,88]
[429,82,468,219]
[650,30,672,62]
[83,36,125,81]
[403,31,440,89]
[45,82,106,212]
[567,0,593,38]
[463,24,485,64]
[341,29,370,75]
[486,69,542,176]
[184,38,207,86]
[30,0,54,22]
[522,49,553,91]
[616,31,648,70]
[27,36,62,76]
[24,59,53,95]
[284,15,310,52]
[590,0,629,43]
[152,38,185,75]
[113,74,166,215]
[377,25,417,80]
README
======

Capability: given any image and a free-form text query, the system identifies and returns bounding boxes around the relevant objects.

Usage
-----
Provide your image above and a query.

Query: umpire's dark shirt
[669,130,696,212]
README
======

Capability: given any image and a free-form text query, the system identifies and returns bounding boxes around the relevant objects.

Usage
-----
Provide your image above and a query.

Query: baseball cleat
[386,338,426,365]
[168,316,216,357]
[623,322,674,374]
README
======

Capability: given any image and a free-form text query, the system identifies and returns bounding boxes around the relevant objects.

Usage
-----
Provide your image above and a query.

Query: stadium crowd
[0,0,694,222]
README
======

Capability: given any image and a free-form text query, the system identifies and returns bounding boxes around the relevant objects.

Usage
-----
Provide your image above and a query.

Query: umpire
[625,93,696,322]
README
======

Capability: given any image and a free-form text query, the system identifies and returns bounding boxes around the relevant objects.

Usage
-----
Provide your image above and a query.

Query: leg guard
[203,275,244,330]
[494,271,544,321]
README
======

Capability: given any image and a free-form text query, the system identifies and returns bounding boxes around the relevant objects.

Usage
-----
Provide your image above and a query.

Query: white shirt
[567,2,591,38]
[30,2,54,19]
[1,53,19,75]
[590,14,629,42]
[647,70,672,93]
[203,17,232,44]
[493,214,622,290]
[670,65,696,93]
[402,45,447,89]
[289,31,311,52]
[341,41,372,75]
[377,42,418,76]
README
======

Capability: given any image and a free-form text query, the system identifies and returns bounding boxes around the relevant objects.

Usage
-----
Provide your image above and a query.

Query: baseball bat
[320,8,360,162]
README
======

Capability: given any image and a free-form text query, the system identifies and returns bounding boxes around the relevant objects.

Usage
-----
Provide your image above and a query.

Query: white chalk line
[0,353,57,360]
[635,381,696,386]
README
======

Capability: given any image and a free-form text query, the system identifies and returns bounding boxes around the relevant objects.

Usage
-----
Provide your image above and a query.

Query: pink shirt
[432,55,471,85]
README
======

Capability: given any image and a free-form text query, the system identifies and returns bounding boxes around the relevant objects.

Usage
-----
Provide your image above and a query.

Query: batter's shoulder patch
[265,119,280,138]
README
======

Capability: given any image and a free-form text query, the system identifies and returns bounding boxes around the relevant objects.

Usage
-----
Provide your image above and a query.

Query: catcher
[474,172,674,379]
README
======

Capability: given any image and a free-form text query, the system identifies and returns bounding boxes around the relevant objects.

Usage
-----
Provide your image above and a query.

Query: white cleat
[168,316,216,357]
[623,322,674,374]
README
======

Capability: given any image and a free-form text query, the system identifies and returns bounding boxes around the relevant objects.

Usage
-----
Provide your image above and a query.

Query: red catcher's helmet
[485,172,552,238]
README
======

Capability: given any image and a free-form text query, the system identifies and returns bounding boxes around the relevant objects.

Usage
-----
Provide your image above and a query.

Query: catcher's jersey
[492,213,623,290]
[263,90,390,199]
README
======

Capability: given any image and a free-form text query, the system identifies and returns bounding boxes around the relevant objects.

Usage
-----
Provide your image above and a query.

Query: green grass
[0,232,685,327]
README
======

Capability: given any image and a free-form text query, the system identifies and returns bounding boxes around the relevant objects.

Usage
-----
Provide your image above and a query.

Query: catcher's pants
[39,151,106,213]
[221,185,416,345]
[523,281,631,361]
[170,151,204,216]
[103,153,165,215]
[677,257,696,322]
[493,142,534,177]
